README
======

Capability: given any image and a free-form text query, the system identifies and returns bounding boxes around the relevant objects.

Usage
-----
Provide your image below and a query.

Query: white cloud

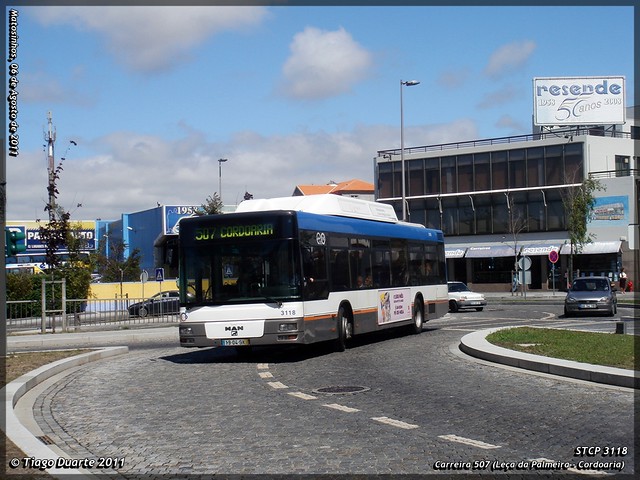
[28,6,268,73]
[280,26,373,99]
[484,40,536,79]
[6,120,478,221]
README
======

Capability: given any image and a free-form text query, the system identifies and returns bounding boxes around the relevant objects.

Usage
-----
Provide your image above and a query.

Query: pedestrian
[619,267,627,293]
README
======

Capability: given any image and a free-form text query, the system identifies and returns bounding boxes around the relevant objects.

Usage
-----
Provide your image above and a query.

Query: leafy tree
[91,238,142,283]
[561,167,605,283]
[504,193,528,294]
[198,192,223,215]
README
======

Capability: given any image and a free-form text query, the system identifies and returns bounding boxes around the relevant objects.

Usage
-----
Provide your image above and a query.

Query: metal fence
[6,296,179,333]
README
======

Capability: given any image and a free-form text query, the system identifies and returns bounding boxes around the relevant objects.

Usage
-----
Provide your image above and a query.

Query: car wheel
[564,307,571,317]
[449,300,459,313]
[138,307,149,318]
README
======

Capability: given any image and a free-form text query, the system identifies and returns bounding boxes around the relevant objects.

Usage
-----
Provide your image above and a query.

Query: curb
[2,346,129,478]
[459,327,638,389]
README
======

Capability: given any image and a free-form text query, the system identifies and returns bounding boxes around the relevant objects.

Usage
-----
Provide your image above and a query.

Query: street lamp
[218,158,228,203]
[400,79,420,221]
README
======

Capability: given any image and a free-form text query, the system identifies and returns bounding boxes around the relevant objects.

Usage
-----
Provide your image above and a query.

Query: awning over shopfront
[446,240,566,258]
[560,241,621,255]
[465,245,517,258]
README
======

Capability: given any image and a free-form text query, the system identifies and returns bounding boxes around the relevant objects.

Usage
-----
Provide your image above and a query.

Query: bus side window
[302,246,329,300]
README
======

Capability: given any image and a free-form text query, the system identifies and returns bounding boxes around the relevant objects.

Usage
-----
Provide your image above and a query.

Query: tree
[90,238,142,283]
[198,192,223,215]
[561,168,605,284]
[504,193,528,294]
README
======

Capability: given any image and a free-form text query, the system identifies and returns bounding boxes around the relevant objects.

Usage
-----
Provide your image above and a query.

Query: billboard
[533,76,625,126]
[6,220,97,251]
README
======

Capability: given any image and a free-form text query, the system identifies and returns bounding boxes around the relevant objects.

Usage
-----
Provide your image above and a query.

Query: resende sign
[533,76,625,126]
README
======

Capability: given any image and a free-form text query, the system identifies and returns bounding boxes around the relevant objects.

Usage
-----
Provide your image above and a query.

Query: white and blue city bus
[177,195,448,352]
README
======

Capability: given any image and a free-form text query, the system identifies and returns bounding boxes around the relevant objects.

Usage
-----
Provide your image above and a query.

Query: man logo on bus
[225,325,243,337]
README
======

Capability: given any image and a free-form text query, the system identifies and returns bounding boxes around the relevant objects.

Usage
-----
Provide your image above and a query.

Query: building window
[545,145,563,184]
[441,197,458,235]
[526,147,544,187]
[527,191,546,231]
[425,158,440,194]
[474,152,491,191]
[425,197,441,230]
[475,194,491,234]
[491,151,508,189]
[441,156,456,193]
[408,159,424,196]
[508,149,525,188]
[564,142,583,180]
[615,155,631,176]
[458,196,475,235]
[377,162,392,199]
[546,189,565,230]
[457,154,473,192]
[492,193,509,234]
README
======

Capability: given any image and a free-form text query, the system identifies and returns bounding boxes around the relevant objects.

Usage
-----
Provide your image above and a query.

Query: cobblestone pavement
[32,321,634,477]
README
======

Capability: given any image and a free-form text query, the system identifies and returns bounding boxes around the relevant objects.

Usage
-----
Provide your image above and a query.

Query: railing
[378,128,635,157]
[6,297,179,333]
[589,169,638,179]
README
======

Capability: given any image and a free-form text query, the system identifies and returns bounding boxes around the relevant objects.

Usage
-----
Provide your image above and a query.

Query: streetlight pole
[400,80,420,221]
[218,158,228,203]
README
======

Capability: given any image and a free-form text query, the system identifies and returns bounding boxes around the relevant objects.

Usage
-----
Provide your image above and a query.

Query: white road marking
[288,391,317,400]
[267,381,288,389]
[438,434,501,449]
[371,416,419,429]
[258,371,273,379]
[323,403,360,413]
[257,363,269,369]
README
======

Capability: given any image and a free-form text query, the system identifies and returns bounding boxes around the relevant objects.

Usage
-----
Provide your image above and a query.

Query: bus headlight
[278,322,297,332]
[179,327,194,335]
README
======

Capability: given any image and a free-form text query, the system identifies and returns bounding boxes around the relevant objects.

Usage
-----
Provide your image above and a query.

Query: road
[27,303,636,476]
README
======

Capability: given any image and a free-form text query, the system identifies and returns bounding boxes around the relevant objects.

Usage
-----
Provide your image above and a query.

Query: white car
[447,281,487,312]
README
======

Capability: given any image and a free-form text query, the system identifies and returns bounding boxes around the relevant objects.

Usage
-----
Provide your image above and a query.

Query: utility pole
[45,111,56,222]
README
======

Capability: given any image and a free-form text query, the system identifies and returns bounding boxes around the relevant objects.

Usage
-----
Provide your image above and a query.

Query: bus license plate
[221,339,249,346]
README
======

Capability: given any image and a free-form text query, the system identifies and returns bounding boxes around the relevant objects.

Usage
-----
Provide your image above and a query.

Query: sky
[4,4,636,222]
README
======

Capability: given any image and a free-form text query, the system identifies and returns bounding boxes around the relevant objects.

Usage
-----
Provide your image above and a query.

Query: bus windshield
[181,239,301,306]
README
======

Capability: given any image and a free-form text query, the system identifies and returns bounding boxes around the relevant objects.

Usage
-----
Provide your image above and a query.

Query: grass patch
[486,327,636,370]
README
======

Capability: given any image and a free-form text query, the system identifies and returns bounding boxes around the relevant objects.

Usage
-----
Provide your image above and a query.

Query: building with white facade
[374,104,638,292]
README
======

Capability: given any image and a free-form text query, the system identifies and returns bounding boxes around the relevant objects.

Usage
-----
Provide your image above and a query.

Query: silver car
[564,276,617,317]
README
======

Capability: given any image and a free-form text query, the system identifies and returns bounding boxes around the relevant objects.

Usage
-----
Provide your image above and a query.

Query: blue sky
[5,4,635,221]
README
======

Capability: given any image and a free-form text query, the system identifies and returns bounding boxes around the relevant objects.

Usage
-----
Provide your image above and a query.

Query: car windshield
[448,282,469,292]
[571,279,609,292]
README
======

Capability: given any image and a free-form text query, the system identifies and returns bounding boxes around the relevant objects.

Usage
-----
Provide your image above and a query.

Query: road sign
[140,270,149,283]
[155,268,164,282]
[518,256,532,271]
[548,249,559,264]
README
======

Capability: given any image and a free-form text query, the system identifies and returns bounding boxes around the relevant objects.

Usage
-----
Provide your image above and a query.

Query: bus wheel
[334,306,352,352]
[410,299,424,334]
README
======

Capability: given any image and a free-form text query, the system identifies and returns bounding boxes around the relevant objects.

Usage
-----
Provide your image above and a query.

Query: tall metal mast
[45,111,56,221]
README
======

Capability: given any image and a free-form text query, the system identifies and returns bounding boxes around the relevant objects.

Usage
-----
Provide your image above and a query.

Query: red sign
[548,249,559,264]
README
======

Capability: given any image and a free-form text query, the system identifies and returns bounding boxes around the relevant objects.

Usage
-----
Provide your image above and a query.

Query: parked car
[447,281,487,312]
[128,291,180,318]
[564,276,617,317]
